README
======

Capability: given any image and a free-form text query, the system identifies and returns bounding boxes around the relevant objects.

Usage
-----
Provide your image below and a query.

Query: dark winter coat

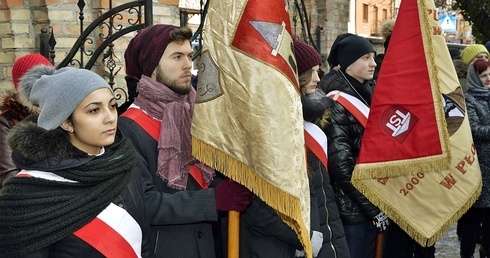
[220,195,303,258]
[118,116,220,258]
[302,92,350,258]
[0,90,35,187]
[464,65,490,208]
[322,72,381,225]
[3,121,152,257]
[308,151,351,258]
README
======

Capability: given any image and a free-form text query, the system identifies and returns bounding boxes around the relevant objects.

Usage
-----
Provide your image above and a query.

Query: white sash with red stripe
[17,170,142,258]
[304,121,328,170]
[326,90,370,128]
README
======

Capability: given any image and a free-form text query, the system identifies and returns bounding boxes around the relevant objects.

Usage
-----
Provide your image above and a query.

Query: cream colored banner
[191,0,311,255]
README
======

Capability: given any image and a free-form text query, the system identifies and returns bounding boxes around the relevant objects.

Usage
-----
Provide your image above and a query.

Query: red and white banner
[351,0,481,246]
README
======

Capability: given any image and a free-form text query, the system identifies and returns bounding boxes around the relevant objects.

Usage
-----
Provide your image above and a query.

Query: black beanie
[328,33,376,69]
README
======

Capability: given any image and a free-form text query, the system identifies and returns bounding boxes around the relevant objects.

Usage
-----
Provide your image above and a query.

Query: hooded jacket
[464,64,490,208]
[1,120,152,257]
[0,90,36,187]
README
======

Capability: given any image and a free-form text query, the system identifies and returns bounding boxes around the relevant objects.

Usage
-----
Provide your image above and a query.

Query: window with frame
[363,4,369,23]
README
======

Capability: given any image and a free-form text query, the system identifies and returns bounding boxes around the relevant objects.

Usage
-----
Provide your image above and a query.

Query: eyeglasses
[476,54,489,59]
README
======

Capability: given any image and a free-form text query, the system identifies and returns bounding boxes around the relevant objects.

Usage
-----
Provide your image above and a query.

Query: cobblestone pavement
[434,223,480,258]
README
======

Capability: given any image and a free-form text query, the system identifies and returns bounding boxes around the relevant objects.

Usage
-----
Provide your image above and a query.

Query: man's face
[152,40,194,95]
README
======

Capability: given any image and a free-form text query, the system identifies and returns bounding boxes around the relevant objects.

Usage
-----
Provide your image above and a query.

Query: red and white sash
[17,171,142,258]
[121,106,209,189]
[326,90,370,128]
[304,121,328,170]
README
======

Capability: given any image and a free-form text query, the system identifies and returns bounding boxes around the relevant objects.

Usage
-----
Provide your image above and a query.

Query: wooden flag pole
[374,232,384,258]
[227,210,240,258]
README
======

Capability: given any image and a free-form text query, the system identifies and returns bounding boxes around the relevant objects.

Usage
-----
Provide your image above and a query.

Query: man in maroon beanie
[118,24,253,258]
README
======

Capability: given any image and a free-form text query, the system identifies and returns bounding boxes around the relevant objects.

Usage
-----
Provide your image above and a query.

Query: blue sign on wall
[439,14,457,32]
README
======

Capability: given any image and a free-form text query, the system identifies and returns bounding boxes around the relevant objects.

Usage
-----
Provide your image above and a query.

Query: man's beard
[155,67,192,95]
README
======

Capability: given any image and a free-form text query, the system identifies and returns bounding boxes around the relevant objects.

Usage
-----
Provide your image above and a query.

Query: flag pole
[374,232,384,258]
[227,211,240,258]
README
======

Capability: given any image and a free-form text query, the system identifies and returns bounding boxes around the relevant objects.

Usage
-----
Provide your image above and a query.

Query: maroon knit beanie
[294,40,322,75]
[125,24,178,79]
[12,53,52,90]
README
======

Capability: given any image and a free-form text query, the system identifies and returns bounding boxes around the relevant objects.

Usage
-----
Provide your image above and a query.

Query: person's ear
[61,120,74,134]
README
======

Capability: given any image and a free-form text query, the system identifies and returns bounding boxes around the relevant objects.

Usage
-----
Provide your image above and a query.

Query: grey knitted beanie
[19,66,112,130]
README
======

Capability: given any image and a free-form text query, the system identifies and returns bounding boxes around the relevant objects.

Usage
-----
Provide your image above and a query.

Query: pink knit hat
[12,53,52,90]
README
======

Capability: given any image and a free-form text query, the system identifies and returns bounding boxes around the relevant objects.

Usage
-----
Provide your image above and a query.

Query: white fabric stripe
[17,170,141,256]
[326,90,370,118]
[304,121,328,157]
[16,170,78,183]
[99,203,142,258]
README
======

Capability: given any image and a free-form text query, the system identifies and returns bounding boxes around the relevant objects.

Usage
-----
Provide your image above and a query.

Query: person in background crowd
[449,47,461,60]
[322,33,389,258]
[294,39,351,258]
[459,58,490,258]
[455,44,488,243]
[460,44,489,66]
[374,19,395,81]
[0,53,52,188]
[485,41,490,54]
[448,47,469,92]
[119,24,253,258]
[0,66,153,257]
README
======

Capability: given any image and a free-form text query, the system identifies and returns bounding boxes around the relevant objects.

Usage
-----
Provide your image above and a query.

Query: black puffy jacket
[322,72,381,225]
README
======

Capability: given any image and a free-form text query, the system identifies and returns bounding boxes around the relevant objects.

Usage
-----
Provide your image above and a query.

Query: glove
[294,250,305,257]
[373,211,390,232]
[214,179,252,211]
[311,230,323,257]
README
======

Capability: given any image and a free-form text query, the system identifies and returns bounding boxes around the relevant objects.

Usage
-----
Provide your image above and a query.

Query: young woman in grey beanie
[322,33,389,258]
[0,66,153,258]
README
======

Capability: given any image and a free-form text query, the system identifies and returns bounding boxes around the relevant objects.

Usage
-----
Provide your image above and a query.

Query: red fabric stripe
[121,108,208,188]
[121,108,160,141]
[16,173,31,178]
[304,130,328,171]
[189,165,208,189]
[74,218,137,258]
[330,95,368,128]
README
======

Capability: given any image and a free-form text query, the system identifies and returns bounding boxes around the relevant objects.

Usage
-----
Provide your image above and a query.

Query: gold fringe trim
[352,153,450,179]
[352,178,482,246]
[192,137,312,258]
[418,0,452,169]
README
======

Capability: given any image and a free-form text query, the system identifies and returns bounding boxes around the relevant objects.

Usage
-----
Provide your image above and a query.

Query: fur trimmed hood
[7,119,91,171]
[0,90,37,127]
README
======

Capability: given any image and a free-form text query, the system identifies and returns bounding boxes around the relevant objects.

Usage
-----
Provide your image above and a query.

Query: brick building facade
[0,0,181,91]
[0,0,371,92]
